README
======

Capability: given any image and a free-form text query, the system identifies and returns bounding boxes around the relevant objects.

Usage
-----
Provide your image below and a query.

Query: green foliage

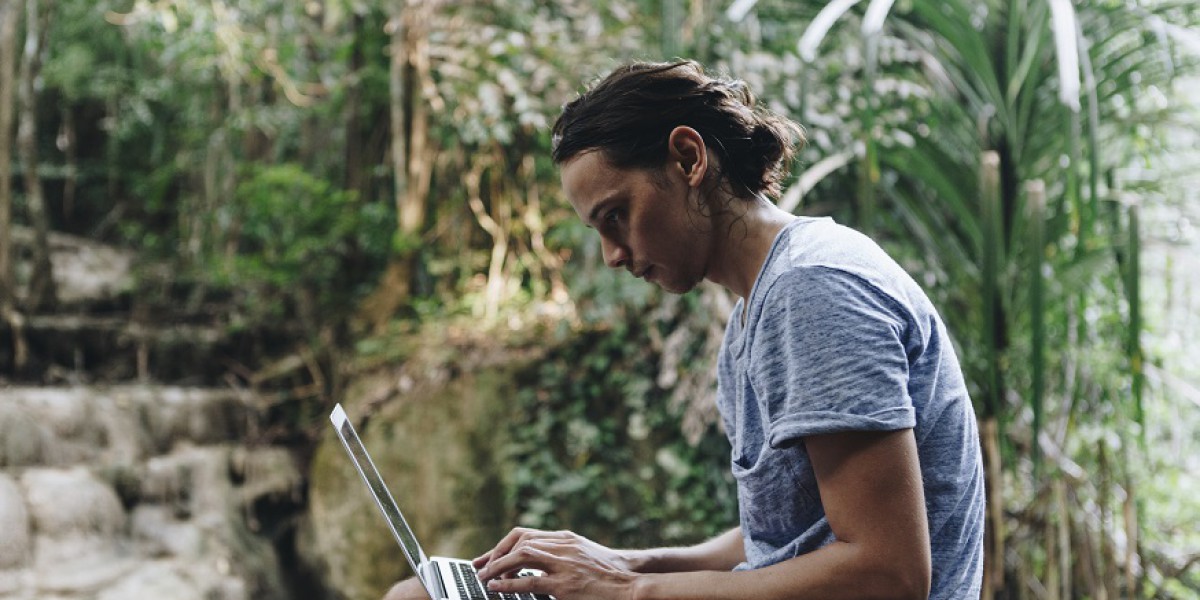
[728,0,1200,595]
[205,163,392,322]
[20,0,1200,596]
[506,318,738,548]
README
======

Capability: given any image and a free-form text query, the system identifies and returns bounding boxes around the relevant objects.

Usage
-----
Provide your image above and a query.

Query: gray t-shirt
[716,217,984,599]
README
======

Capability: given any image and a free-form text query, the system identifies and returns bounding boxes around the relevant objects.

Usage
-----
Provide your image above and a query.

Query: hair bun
[750,123,776,146]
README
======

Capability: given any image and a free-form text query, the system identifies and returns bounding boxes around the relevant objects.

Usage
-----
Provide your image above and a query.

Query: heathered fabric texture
[716,217,984,599]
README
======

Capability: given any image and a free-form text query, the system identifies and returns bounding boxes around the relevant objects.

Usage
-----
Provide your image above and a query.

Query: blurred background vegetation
[0,0,1198,598]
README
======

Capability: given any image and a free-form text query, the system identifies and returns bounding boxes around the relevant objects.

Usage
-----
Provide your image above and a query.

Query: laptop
[329,403,553,600]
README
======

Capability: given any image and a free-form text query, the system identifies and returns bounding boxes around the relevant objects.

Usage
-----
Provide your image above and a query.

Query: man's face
[560,150,714,294]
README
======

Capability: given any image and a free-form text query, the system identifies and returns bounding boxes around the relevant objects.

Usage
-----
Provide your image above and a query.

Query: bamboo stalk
[1068,108,1085,251]
[859,30,881,233]
[980,151,1005,599]
[1027,180,1046,475]
[1124,476,1139,597]
[1125,189,1146,598]
[1074,488,1103,600]
[1077,19,1101,250]
[1056,479,1071,599]
[1127,199,1144,451]
[1046,485,1060,600]
[983,416,1005,597]
[1099,441,1115,600]
[981,151,1004,424]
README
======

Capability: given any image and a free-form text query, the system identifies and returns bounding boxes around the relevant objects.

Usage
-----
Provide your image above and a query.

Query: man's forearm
[625,527,745,574]
[631,539,929,600]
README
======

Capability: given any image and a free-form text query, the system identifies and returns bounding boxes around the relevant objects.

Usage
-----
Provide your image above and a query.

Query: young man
[386,60,984,600]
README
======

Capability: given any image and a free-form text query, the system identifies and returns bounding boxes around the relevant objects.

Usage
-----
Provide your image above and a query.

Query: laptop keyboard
[451,562,552,600]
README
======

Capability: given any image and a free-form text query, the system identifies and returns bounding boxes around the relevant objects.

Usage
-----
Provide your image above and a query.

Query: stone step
[9,226,136,315]
[24,315,224,382]
[4,315,295,385]
[0,385,250,468]
[0,384,307,600]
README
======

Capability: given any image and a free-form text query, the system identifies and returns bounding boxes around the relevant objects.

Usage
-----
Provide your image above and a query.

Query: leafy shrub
[505,316,738,549]
[207,163,392,326]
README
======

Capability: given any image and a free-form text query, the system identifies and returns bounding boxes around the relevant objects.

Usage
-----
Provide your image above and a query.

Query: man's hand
[381,577,428,600]
[473,528,638,599]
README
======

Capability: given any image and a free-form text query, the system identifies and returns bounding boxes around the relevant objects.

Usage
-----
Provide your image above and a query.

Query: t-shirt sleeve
[748,266,917,448]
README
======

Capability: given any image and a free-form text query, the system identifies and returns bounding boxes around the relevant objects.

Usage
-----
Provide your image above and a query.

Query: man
[385,60,984,600]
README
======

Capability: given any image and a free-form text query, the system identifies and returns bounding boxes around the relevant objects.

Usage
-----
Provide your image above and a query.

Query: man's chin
[656,278,700,295]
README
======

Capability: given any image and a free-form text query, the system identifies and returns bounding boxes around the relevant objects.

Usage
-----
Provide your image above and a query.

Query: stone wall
[0,386,301,600]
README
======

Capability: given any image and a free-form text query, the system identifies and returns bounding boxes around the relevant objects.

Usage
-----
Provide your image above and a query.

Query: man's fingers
[474,527,571,572]
[477,539,561,581]
[485,572,551,596]
[473,527,533,567]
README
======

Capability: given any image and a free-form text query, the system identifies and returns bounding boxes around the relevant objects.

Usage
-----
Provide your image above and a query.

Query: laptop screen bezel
[329,403,439,597]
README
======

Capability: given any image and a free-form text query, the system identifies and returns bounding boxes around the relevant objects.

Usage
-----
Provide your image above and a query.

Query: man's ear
[667,126,708,188]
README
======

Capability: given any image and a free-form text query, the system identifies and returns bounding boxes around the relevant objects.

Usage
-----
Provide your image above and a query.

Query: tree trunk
[17,0,55,312]
[406,11,432,227]
[358,0,438,331]
[390,1,409,251]
[60,106,75,221]
[344,12,364,195]
[0,0,19,307]
[0,0,26,372]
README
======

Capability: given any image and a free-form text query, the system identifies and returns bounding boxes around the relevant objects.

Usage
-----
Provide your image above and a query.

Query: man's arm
[483,428,931,600]
[380,527,744,600]
[473,526,744,579]
[382,577,428,600]
[624,527,745,573]
[633,429,930,600]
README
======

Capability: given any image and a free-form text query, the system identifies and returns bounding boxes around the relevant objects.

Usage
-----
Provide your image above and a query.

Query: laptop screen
[330,404,435,592]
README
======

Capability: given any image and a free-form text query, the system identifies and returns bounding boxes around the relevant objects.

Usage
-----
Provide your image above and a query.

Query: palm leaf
[798,0,863,62]
[1046,0,1082,112]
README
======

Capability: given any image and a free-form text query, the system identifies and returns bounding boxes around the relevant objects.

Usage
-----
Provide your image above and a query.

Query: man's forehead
[562,153,616,205]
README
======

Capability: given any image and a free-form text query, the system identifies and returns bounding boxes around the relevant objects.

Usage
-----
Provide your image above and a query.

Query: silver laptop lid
[329,403,437,594]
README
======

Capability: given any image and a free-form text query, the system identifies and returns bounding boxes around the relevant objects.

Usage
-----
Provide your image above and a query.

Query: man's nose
[600,236,629,269]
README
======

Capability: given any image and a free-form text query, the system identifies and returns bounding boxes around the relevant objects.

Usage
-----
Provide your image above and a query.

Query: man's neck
[705,197,796,301]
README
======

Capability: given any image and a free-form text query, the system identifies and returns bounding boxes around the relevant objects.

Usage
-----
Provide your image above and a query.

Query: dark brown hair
[552,60,804,200]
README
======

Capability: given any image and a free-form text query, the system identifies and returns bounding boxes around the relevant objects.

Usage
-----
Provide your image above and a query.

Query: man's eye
[604,210,622,225]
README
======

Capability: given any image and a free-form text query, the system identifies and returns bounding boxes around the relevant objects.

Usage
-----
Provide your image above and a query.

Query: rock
[0,402,53,467]
[129,505,204,559]
[231,447,303,508]
[0,385,251,468]
[28,535,134,596]
[0,568,32,598]
[0,474,30,570]
[302,367,521,599]
[140,445,234,520]
[19,468,133,594]
[137,387,245,452]
[8,226,135,310]
[1,387,106,466]
[21,467,126,538]
[92,560,246,600]
[95,561,204,600]
[20,468,133,594]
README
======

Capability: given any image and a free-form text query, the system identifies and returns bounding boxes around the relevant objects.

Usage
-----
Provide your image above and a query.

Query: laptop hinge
[424,562,449,600]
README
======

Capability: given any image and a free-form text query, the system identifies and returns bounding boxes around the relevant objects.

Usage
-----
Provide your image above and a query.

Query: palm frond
[798,0,863,62]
